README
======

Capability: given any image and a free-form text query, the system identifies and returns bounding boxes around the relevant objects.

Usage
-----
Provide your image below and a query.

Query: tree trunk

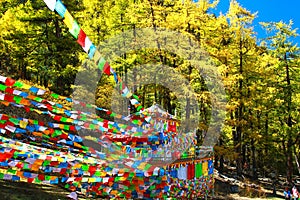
[285,53,293,184]
[235,35,244,177]
[251,139,257,180]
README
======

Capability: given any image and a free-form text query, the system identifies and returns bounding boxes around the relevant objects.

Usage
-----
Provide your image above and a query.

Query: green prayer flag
[61,117,68,123]
[129,172,134,177]
[80,116,87,121]
[69,21,80,39]
[132,94,139,101]
[64,125,70,130]
[13,96,22,104]
[97,57,106,71]
[134,132,143,136]
[132,119,139,125]
[150,185,155,190]
[144,163,152,170]
[23,163,30,170]
[73,182,79,187]
[52,130,62,137]
[110,112,116,117]
[112,129,118,133]
[35,178,41,183]
[136,105,143,111]
[34,97,43,102]
[0,84,7,91]
[195,162,202,178]
[43,160,51,166]
[94,171,100,177]
[13,81,23,87]
[82,146,89,151]
[7,169,16,174]
[42,134,50,139]
[81,164,89,171]
[9,118,19,125]
[51,93,59,99]
[86,104,93,108]
[129,185,135,190]
[89,124,95,129]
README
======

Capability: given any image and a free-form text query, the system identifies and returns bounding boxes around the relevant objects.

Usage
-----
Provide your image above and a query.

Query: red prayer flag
[53,115,62,121]
[5,78,15,86]
[5,87,14,94]
[38,174,45,180]
[103,62,111,75]
[88,166,96,175]
[27,178,34,183]
[4,94,14,102]
[77,29,86,47]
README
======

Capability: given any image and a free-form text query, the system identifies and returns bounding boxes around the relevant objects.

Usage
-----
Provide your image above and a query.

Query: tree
[261,20,300,184]
[0,0,83,95]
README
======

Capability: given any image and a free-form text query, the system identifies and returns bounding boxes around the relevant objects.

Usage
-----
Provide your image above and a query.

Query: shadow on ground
[0,179,69,200]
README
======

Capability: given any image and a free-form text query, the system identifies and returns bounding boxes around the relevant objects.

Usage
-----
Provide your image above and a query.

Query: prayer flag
[54,0,66,18]
[43,0,56,11]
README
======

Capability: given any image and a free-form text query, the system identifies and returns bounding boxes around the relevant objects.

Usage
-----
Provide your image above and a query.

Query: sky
[214,0,300,46]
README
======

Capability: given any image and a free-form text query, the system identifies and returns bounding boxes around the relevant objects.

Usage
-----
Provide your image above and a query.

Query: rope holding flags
[43,0,144,112]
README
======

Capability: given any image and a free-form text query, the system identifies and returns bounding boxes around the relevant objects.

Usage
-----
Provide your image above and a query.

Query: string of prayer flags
[0,75,148,127]
[42,0,145,112]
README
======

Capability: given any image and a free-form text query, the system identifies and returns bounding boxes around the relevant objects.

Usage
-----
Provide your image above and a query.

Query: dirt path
[228,194,283,200]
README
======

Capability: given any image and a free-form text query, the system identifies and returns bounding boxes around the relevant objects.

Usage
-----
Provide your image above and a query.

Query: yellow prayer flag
[73,163,81,169]
[19,120,28,129]
[93,51,101,63]
[202,161,208,176]
[63,10,74,30]
[100,171,107,176]
[66,118,73,123]
[57,157,64,162]
[126,92,132,98]
[21,84,31,90]
[115,142,122,146]
[34,109,43,115]
[88,178,96,183]
[137,165,144,170]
